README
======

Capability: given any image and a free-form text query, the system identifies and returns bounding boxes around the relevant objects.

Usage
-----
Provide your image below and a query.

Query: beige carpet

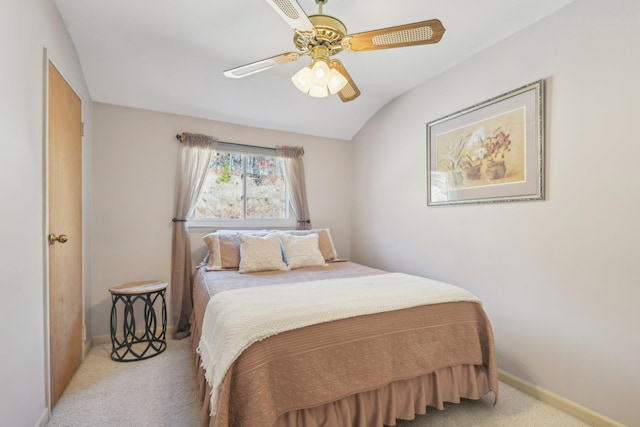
[48,338,590,427]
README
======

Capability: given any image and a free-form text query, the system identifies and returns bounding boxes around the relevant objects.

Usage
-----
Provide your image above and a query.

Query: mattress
[191,262,498,427]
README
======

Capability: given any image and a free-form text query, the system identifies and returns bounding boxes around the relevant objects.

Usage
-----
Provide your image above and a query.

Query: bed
[191,229,498,427]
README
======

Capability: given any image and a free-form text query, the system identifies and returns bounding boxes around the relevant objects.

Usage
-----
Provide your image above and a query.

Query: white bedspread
[196,272,481,416]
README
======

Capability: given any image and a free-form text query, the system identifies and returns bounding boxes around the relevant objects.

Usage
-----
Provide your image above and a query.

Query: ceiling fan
[224,0,445,102]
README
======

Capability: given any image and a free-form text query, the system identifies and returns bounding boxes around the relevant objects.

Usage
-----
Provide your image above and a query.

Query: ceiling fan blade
[264,0,315,34]
[342,19,445,52]
[329,60,360,102]
[224,52,301,78]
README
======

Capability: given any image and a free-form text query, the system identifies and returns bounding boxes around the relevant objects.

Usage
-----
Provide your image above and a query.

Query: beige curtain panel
[276,146,311,230]
[171,132,217,338]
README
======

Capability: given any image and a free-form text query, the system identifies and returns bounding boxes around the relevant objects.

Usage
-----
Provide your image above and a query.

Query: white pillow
[238,233,288,273]
[279,233,327,270]
[281,229,338,261]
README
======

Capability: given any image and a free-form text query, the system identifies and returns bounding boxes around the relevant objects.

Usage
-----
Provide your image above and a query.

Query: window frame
[187,142,296,229]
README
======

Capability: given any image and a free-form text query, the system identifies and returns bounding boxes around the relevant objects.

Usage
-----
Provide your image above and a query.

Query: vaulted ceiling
[53,0,575,140]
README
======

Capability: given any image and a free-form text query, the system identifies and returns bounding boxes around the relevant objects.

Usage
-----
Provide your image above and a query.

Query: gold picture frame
[427,80,545,206]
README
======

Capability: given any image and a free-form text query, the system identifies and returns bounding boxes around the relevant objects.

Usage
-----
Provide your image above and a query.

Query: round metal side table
[109,280,167,362]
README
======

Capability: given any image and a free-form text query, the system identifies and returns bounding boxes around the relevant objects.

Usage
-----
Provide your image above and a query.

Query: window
[190,144,294,227]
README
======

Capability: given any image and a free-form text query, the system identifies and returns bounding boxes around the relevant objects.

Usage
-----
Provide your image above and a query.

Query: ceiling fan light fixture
[292,57,344,98]
[293,45,348,99]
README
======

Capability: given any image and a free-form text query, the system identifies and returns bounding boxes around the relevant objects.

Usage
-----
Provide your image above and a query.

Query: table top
[109,280,168,295]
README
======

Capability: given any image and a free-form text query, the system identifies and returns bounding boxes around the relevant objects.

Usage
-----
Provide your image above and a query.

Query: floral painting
[427,80,544,206]
[435,107,526,189]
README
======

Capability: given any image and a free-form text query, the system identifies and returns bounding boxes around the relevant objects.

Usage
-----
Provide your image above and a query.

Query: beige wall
[0,1,93,425]
[350,0,639,425]
[90,103,352,338]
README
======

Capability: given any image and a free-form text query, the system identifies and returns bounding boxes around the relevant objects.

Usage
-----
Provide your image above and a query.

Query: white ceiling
[53,0,575,141]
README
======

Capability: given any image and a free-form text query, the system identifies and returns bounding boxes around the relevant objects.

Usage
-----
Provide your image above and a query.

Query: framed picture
[427,80,544,206]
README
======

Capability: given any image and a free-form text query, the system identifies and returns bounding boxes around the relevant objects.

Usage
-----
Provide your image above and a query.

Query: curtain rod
[175,133,304,155]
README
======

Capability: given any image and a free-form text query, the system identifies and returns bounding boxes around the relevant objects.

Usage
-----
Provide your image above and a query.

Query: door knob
[49,233,68,245]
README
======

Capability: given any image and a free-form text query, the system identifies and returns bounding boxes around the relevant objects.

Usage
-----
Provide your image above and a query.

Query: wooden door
[48,61,83,408]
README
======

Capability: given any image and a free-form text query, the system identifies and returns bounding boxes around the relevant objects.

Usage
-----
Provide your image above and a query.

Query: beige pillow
[203,230,269,270]
[238,233,288,274]
[279,233,327,270]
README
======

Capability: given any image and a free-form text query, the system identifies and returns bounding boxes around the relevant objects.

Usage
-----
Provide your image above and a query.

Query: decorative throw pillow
[238,233,288,273]
[283,228,338,261]
[279,233,327,270]
[203,232,223,270]
[217,233,242,268]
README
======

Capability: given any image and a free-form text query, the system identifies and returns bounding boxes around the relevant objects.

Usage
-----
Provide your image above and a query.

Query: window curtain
[171,132,217,339]
[276,146,311,230]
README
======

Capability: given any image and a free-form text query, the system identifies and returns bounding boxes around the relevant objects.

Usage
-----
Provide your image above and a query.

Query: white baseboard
[91,334,111,346]
[498,370,626,427]
[35,407,49,427]
[83,339,92,359]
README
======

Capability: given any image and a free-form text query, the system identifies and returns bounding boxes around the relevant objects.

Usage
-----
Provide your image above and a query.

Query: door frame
[42,48,87,410]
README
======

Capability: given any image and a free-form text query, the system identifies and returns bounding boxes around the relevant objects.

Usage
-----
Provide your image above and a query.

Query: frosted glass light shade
[327,69,348,94]
[310,60,331,86]
[309,85,329,98]
[291,66,312,93]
